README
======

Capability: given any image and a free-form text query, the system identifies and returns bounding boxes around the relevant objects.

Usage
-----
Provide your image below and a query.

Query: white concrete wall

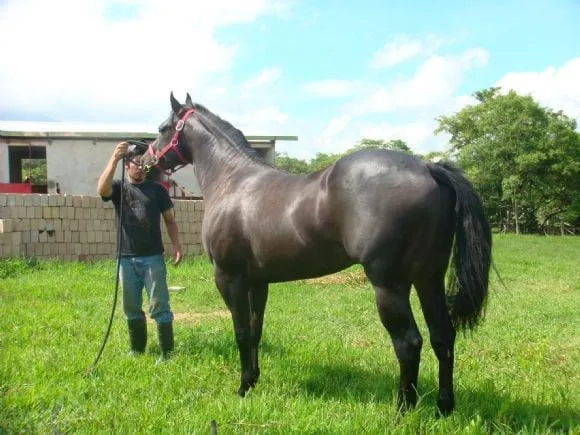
[47,139,201,196]
[1,137,274,196]
[0,142,9,183]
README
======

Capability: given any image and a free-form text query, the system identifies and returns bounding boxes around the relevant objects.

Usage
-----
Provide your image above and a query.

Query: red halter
[146,108,195,175]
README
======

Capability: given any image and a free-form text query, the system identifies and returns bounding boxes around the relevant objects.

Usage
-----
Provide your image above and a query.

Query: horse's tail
[427,161,492,331]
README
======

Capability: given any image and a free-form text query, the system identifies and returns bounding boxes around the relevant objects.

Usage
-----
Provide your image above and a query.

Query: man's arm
[97,142,128,197]
[162,208,182,265]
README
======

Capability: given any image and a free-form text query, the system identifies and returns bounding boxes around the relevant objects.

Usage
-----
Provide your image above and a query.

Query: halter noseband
[145,108,195,175]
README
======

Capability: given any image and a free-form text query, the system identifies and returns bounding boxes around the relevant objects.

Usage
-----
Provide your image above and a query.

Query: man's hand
[112,142,129,162]
[173,247,182,266]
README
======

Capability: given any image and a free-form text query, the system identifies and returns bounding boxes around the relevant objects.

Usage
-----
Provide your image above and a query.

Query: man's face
[126,158,146,183]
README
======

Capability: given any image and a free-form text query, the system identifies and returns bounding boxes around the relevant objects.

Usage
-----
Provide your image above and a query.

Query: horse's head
[141,92,195,176]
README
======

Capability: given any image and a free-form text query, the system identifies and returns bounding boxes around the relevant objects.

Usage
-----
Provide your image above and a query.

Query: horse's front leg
[248,282,269,388]
[214,269,254,397]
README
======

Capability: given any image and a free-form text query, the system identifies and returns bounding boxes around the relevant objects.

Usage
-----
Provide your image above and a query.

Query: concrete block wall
[0,194,204,261]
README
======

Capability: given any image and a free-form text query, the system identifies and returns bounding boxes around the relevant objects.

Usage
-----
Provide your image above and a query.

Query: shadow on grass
[458,385,579,432]
[296,362,577,431]
[172,329,578,432]
[296,362,402,404]
[176,327,282,361]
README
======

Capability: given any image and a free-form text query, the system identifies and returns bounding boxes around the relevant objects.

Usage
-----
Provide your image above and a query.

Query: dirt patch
[305,269,368,287]
[146,310,230,324]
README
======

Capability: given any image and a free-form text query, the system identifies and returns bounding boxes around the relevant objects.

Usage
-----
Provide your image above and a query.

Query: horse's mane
[191,103,263,162]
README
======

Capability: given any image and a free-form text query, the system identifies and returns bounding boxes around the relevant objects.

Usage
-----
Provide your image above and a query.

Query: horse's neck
[192,137,268,198]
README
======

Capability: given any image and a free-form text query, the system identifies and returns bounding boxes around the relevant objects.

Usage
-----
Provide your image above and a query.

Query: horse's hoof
[436,398,454,417]
[397,389,417,414]
[237,387,247,398]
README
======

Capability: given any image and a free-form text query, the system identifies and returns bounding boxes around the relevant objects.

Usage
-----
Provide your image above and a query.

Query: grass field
[1,234,579,433]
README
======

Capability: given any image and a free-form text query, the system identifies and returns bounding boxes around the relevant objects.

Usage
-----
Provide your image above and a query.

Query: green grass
[1,234,579,433]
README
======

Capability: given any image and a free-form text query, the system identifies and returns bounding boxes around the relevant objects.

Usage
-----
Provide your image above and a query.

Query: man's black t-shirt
[102,180,173,257]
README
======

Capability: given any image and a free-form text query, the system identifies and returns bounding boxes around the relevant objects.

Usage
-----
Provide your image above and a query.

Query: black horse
[143,93,492,416]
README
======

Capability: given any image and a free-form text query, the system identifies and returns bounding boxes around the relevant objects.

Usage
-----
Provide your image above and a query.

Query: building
[0,121,297,197]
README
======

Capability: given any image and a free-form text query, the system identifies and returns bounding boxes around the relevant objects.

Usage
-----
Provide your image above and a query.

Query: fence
[0,193,204,261]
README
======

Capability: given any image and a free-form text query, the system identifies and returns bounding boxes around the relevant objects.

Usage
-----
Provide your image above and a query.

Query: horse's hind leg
[366,265,422,411]
[414,273,456,416]
[248,282,269,388]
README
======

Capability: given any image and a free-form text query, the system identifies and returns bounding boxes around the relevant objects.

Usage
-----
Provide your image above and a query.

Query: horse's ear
[170,91,182,114]
[185,93,193,106]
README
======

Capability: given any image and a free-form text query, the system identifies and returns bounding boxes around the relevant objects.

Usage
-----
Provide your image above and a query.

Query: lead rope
[86,159,126,374]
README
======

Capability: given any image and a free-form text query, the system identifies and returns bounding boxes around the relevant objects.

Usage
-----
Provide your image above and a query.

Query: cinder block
[48,195,58,206]
[14,195,24,206]
[0,195,6,207]
[24,195,33,206]
[0,219,13,233]
[11,232,20,245]
[20,219,31,231]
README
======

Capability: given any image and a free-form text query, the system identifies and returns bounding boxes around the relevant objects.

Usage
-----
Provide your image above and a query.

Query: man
[97,141,182,362]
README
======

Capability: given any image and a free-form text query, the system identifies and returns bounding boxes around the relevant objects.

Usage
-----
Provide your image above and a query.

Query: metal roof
[0,121,298,144]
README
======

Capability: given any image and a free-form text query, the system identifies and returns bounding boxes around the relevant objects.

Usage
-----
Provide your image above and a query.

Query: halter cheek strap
[146,108,195,174]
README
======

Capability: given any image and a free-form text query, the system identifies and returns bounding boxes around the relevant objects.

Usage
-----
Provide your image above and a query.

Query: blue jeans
[119,255,174,324]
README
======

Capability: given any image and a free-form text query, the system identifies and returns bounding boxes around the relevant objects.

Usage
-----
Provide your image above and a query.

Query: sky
[0,0,579,160]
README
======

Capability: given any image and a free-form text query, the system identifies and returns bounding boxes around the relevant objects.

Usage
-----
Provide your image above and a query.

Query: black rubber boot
[127,318,147,355]
[156,322,174,363]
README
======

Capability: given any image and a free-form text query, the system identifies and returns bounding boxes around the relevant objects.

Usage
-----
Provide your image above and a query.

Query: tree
[309,152,343,172]
[436,87,580,234]
[274,152,310,175]
[350,138,413,154]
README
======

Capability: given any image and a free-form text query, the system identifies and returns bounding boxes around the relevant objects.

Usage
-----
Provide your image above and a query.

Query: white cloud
[303,80,360,98]
[242,68,281,91]
[240,67,282,99]
[351,48,489,115]
[496,57,580,120]
[226,106,289,135]
[369,34,445,68]
[321,115,351,137]
[0,0,285,123]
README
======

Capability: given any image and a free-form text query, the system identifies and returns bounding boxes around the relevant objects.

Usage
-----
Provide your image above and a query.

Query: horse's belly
[248,247,354,283]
